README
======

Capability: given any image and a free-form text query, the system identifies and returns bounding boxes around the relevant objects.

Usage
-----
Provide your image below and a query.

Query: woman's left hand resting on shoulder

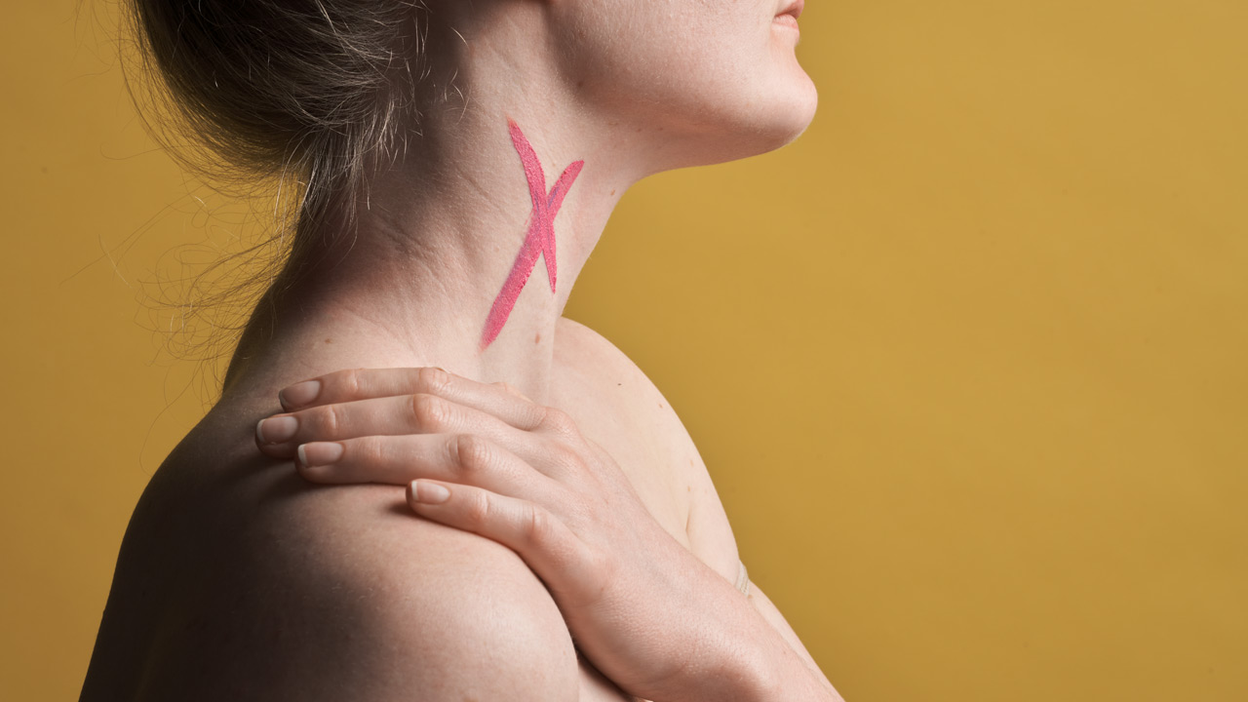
[254,367,842,702]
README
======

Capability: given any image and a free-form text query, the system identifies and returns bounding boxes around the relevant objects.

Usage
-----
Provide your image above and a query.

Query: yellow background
[2,1,1245,700]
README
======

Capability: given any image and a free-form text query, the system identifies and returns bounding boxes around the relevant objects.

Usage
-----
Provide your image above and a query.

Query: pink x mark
[481,120,584,349]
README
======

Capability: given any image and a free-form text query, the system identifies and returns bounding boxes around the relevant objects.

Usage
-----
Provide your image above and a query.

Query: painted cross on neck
[480,120,585,349]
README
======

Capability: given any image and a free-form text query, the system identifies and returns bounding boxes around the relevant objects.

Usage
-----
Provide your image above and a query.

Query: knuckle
[494,381,527,400]
[409,393,449,430]
[519,403,547,430]
[415,366,453,395]
[538,406,578,437]
[463,492,492,530]
[451,434,493,475]
[320,402,347,436]
[546,441,585,472]
[334,368,363,399]
[520,504,551,548]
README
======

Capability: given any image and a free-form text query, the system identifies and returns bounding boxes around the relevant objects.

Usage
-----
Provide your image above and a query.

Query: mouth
[774,0,804,29]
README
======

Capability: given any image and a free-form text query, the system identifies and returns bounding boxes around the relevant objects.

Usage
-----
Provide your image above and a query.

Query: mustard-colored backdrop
[3,2,1245,700]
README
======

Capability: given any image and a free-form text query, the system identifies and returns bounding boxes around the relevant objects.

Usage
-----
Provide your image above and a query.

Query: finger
[259,394,434,457]
[406,480,587,590]
[278,367,545,430]
[257,393,573,476]
[492,380,533,402]
[259,392,481,456]
[296,434,557,503]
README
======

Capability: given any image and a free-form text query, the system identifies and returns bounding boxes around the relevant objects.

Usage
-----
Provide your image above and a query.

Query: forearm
[737,614,843,702]
[672,564,843,702]
[743,584,843,700]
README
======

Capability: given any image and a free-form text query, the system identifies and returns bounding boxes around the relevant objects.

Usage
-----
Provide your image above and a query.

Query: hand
[254,368,766,701]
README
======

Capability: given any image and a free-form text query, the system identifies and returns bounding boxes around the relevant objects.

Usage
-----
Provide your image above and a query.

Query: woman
[81,0,840,699]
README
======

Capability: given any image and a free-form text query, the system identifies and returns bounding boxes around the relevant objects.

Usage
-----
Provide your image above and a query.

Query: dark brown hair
[125,2,432,383]
[128,0,428,238]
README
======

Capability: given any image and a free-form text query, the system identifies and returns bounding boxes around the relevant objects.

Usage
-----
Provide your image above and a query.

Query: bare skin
[80,321,837,700]
[80,0,835,699]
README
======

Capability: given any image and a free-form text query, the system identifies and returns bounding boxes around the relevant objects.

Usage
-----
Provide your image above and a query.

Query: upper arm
[271,488,582,701]
[140,479,582,702]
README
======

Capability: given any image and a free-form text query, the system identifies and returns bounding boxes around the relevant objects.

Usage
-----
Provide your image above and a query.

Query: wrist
[670,590,785,701]
[677,587,831,702]
[650,551,833,701]
[716,626,789,702]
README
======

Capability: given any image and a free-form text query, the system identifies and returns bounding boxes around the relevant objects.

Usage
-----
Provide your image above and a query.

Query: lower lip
[773,14,800,31]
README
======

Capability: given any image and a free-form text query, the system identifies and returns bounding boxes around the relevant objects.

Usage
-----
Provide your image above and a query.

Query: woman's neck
[223,110,637,404]
[217,5,687,403]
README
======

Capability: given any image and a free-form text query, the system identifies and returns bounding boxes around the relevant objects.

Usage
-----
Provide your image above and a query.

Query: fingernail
[256,416,298,444]
[279,380,321,410]
[298,442,344,468]
[410,481,450,504]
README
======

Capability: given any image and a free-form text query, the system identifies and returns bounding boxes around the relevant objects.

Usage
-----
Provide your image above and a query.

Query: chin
[677,72,819,168]
[605,53,818,173]
[758,76,820,150]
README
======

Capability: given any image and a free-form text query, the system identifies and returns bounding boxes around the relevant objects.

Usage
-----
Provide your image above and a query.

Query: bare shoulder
[84,405,580,702]
[552,317,678,429]
[553,318,741,581]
